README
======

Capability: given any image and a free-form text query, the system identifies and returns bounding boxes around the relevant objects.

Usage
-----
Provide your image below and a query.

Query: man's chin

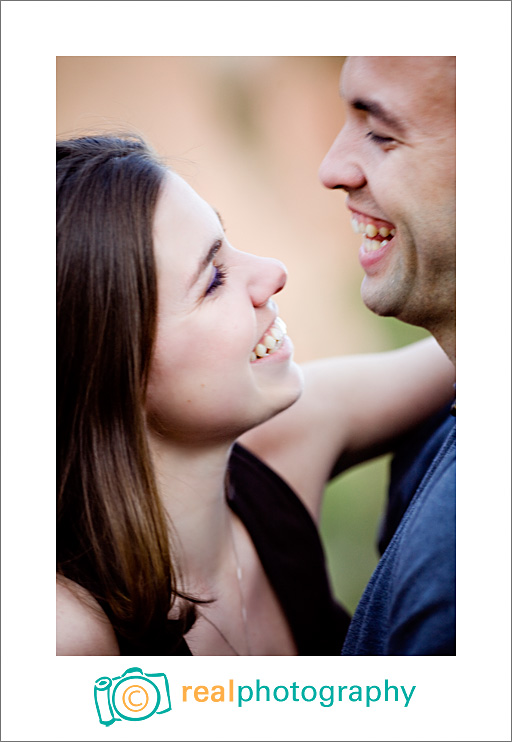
[361,280,397,319]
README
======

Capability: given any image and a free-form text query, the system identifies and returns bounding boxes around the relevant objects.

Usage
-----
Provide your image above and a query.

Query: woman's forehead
[154,172,221,236]
[152,172,224,300]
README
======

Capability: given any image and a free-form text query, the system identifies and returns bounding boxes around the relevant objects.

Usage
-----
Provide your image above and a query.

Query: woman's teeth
[250,317,287,362]
[351,216,396,252]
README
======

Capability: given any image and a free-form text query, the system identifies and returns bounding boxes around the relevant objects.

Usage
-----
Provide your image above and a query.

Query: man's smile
[349,208,396,253]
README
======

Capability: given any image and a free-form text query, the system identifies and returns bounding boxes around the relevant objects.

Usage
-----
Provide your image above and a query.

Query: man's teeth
[350,217,396,244]
[250,317,287,361]
[363,237,390,252]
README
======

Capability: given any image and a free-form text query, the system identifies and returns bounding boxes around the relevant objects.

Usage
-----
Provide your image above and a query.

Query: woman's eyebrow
[187,206,225,290]
[214,208,226,231]
[189,239,222,290]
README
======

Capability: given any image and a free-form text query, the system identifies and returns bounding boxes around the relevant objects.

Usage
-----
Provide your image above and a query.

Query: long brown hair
[57,134,190,652]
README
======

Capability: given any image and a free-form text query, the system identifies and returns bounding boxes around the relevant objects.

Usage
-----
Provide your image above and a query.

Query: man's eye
[205,264,227,295]
[366,131,395,145]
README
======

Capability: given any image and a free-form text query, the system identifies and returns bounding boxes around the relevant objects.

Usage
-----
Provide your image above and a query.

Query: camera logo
[94,667,171,725]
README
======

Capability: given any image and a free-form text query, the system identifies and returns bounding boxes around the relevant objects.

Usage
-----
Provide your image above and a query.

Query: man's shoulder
[379,406,455,553]
[399,445,455,566]
[343,416,455,655]
[395,423,455,572]
[388,436,455,654]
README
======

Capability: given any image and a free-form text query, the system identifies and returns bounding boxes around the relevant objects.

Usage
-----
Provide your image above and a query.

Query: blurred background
[56,56,428,614]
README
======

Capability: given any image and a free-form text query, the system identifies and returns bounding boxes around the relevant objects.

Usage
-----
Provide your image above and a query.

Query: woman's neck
[148,435,236,589]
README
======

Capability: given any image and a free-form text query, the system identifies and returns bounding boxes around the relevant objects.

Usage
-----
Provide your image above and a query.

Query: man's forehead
[342,56,453,83]
[341,56,455,121]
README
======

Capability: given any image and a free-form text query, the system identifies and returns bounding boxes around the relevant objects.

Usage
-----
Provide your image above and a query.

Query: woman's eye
[205,264,227,296]
[366,131,395,145]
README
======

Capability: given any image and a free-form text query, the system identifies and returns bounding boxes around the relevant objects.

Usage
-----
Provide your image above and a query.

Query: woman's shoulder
[56,575,120,656]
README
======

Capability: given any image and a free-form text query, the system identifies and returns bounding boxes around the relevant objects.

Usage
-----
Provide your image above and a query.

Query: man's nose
[319,126,366,191]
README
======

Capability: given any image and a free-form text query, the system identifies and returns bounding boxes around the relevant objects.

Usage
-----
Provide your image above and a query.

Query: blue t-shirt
[342,412,456,655]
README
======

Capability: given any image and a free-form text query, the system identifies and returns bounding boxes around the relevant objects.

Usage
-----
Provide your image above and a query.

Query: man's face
[319,57,455,338]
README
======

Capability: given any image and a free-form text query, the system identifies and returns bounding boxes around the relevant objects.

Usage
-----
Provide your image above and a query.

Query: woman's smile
[250,316,287,361]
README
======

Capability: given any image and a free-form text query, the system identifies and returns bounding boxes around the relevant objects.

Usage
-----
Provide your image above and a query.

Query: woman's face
[145,173,304,444]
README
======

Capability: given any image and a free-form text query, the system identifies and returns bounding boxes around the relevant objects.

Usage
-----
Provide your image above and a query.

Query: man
[319,56,456,655]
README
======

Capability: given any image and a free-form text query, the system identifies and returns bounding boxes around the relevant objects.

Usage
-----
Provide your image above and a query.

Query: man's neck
[429,320,456,369]
[437,336,455,369]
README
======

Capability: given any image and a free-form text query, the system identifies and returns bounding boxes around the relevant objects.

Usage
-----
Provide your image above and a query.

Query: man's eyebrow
[351,98,407,135]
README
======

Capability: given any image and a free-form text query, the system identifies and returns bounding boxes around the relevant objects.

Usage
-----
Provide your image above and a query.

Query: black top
[226,443,350,655]
[117,443,350,655]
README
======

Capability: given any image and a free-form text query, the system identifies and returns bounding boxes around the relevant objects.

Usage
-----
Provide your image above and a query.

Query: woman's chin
[257,365,305,424]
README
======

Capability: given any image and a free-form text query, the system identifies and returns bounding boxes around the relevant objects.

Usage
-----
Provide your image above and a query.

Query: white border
[1,2,511,740]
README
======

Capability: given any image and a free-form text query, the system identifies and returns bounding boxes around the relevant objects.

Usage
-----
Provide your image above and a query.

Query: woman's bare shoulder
[56,575,120,656]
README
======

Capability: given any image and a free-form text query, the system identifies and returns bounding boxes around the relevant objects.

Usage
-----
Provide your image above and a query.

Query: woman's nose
[247,255,287,307]
[318,126,366,192]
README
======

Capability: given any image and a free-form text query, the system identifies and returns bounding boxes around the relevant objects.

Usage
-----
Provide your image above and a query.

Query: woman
[57,134,455,655]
